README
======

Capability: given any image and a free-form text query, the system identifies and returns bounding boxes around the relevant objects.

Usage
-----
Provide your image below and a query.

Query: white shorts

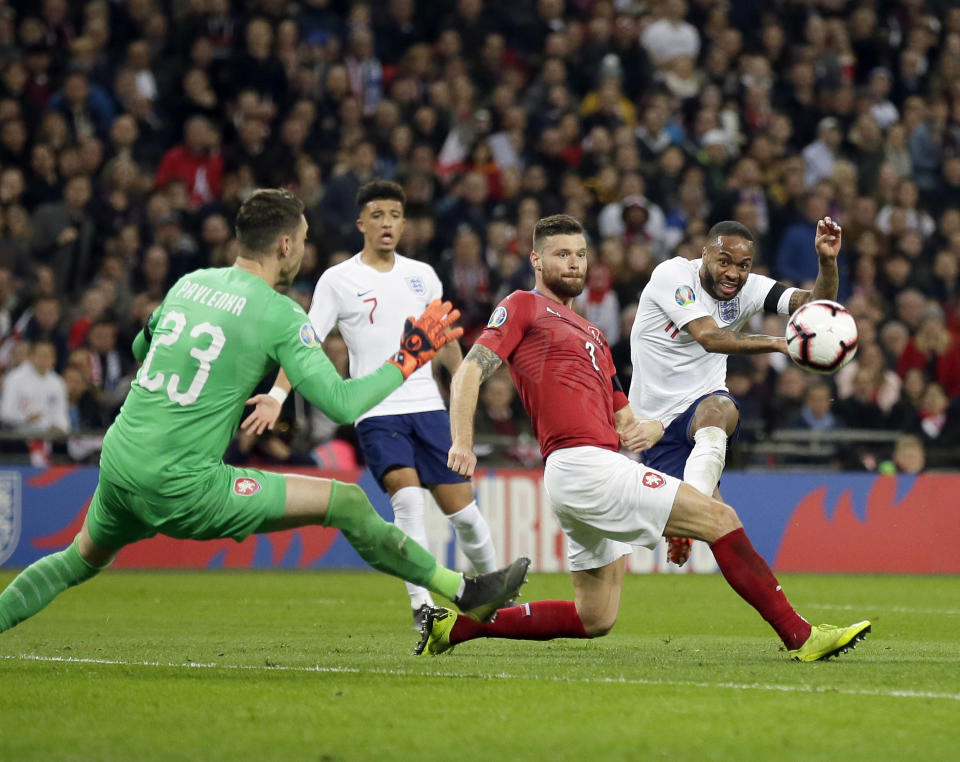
[543,446,681,572]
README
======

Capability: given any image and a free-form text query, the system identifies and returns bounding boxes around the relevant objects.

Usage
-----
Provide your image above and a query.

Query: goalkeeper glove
[388,299,463,379]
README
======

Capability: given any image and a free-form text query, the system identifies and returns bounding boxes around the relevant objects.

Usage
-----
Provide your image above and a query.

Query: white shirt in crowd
[641,18,700,65]
[0,361,70,433]
[309,252,447,423]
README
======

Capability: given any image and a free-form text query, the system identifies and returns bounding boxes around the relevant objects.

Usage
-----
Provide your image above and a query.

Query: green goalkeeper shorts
[85,465,287,551]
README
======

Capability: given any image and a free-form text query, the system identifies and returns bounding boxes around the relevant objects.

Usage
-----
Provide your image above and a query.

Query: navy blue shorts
[355,410,468,487]
[642,391,740,480]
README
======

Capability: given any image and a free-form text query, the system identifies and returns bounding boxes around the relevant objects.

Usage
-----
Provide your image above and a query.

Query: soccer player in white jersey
[628,218,842,565]
[244,180,498,629]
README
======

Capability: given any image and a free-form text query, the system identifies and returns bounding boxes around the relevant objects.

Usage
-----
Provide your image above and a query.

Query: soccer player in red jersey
[415,214,870,662]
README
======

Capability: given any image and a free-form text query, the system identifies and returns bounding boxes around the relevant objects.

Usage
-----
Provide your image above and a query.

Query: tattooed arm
[685,315,788,355]
[448,343,503,478]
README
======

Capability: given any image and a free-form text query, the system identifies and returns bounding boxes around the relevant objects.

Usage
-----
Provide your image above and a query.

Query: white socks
[390,486,434,610]
[447,500,498,573]
[683,426,727,497]
[391,489,498,609]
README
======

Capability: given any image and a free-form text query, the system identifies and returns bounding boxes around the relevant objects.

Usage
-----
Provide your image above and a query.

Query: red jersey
[476,290,629,459]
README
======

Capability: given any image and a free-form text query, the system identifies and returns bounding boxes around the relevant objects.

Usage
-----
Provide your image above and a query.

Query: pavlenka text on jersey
[174,280,248,316]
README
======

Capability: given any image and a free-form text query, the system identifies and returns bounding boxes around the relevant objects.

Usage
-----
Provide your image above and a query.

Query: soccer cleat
[788,620,872,662]
[413,606,457,656]
[412,604,431,633]
[455,557,530,622]
[667,536,692,566]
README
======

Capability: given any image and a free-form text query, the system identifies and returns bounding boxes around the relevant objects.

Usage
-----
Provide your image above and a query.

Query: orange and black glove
[388,299,463,379]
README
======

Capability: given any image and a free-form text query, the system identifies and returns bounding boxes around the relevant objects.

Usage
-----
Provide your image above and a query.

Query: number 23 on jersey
[136,310,226,406]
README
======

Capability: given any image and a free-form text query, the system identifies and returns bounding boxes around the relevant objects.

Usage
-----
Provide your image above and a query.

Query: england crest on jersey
[0,471,22,565]
[405,276,426,296]
[717,297,740,324]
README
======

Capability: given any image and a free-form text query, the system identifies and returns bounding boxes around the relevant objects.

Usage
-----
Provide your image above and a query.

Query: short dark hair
[356,179,405,212]
[706,220,755,243]
[533,214,583,252]
[235,189,304,256]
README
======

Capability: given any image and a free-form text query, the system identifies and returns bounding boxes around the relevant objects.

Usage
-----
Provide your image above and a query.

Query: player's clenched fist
[447,442,477,478]
[388,299,463,379]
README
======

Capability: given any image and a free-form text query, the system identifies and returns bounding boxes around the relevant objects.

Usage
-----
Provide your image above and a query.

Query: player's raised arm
[448,343,502,478]
[787,216,842,312]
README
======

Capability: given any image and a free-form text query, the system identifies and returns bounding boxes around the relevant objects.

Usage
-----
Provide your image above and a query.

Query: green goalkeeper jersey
[101,266,402,497]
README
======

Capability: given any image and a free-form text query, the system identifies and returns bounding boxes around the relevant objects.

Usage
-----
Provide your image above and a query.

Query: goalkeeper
[0,189,528,635]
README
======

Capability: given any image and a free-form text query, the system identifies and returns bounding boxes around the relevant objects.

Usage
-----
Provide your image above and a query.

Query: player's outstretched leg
[667,483,871,661]
[413,559,623,654]
[0,537,108,633]
[322,480,528,621]
[414,600,590,655]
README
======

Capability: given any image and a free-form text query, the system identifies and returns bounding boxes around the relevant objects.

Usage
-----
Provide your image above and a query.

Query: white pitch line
[812,604,960,616]
[4,653,960,703]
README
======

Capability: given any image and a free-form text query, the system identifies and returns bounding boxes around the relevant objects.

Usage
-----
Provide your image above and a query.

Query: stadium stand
[0,0,959,471]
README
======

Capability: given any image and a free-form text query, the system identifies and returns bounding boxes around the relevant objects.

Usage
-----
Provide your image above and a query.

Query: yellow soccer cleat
[413,607,458,656]
[788,621,872,662]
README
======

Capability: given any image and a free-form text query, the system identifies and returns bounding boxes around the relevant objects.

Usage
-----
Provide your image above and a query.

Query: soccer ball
[785,299,859,374]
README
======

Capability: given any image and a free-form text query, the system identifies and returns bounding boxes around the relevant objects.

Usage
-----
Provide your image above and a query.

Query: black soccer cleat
[454,557,531,622]
[412,603,431,633]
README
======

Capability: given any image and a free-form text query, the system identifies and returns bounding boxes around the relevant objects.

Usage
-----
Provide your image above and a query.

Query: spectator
[878,434,926,475]
[897,307,960,399]
[833,367,891,430]
[319,139,377,250]
[0,340,69,434]
[62,364,105,462]
[21,296,68,370]
[575,260,619,343]
[802,117,843,188]
[473,368,538,467]
[917,382,950,442]
[154,116,222,210]
[788,381,839,432]
[85,317,128,417]
[766,365,807,431]
[641,0,700,67]
[30,174,95,295]
[47,69,115,140]
[438,227,495,344]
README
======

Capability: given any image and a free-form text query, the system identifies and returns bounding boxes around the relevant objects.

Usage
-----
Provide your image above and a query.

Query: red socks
[710,528,811,649]
[450,600,590,645]
[447,529,810,651]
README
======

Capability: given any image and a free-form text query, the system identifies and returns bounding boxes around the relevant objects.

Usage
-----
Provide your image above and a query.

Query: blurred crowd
[0,0,959,470]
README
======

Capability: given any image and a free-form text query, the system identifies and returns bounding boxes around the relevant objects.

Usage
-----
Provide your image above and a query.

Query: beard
[701,265,742,301]
[543,268,585,298]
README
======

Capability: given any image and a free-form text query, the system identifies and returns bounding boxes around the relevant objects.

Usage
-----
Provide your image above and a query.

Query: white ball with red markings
[785,299,859,374]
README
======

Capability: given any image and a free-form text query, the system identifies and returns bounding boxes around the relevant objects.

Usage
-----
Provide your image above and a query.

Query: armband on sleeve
[764,282,788,314]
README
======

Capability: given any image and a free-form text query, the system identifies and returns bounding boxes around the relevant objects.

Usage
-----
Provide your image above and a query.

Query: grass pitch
[1,570,958,762]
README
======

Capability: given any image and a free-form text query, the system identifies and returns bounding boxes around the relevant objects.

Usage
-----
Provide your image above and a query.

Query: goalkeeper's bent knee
[324,480,438,588]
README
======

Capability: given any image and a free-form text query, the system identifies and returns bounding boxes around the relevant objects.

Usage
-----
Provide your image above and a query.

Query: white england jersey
[628,256,795,427]
[309,252,446,422]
